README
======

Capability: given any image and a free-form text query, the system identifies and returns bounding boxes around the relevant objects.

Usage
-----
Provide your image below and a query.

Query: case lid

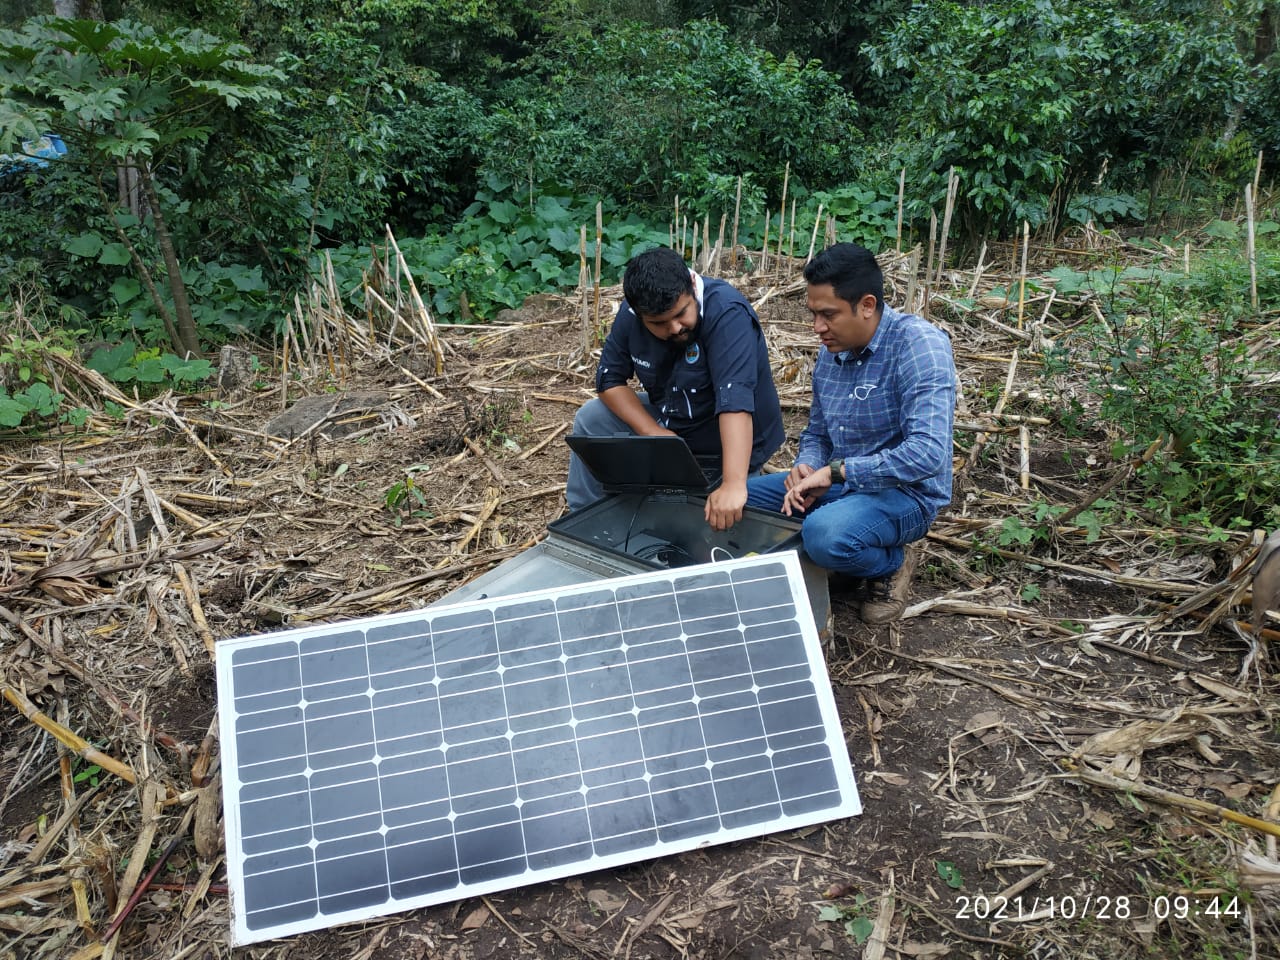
[566,434,719,494]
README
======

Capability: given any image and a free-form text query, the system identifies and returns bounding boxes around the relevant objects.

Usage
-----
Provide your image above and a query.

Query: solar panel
[216,551,860,945]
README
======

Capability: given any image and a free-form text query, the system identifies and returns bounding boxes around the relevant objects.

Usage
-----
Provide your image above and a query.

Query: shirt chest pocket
[831,370,888,434]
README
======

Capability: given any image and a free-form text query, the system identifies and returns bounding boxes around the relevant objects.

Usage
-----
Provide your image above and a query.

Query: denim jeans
[745,473,932,579]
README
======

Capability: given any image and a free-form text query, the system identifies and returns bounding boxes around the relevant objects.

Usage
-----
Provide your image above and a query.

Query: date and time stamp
[953,892,1243,924]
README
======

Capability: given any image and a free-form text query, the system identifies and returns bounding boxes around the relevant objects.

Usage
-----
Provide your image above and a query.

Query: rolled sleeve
[715,380,756,414]
[703,305,759,415]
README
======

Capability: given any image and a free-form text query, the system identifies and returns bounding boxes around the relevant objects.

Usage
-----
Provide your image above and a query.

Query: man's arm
[599,385,676,437]
[705,411,752,530]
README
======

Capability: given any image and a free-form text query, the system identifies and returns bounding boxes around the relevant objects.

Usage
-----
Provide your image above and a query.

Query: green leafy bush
[863,0,1253,243]
[1064,244,1279,528]
[478,20,858,220]
[326,180,671,322]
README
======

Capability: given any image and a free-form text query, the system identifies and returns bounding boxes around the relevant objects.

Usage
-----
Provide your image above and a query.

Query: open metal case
[435,435,832,639]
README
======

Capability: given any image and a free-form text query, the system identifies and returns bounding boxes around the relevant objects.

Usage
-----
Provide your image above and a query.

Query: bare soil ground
[2,241,1278,960]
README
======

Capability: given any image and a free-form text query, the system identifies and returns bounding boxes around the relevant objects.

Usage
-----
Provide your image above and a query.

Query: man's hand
[705,481,747,531]
[784,462,815,491]
[782,465,832,516]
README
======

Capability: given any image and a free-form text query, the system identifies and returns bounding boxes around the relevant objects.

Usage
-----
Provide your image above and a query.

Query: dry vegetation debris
[2,237,1278,959]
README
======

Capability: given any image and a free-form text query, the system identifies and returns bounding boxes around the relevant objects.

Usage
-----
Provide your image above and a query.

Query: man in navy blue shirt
[747,243,956,623]
[567,247,785,531]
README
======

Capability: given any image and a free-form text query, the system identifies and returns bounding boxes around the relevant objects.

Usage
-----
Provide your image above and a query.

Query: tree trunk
[53,0,104,18]
[137,163,201,357]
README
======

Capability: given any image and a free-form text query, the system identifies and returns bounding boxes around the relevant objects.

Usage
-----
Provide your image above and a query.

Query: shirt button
[856,361,862,366]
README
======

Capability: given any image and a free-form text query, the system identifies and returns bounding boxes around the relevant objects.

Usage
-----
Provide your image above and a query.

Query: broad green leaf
[17,381,59,416]
[88,342,137,378]
[108,277,142,304]
[0,395,26,427]
[65,232,105,258]
[534,194,572,222]
[846,916,874,944]
[99,243,132,266]
[133,358,166,383]
[487,199,519,224]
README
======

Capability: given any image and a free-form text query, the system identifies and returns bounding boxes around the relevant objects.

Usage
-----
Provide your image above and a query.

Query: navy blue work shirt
[595,274,785,472]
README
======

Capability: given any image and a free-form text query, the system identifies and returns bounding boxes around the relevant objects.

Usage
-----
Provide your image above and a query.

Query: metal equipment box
[437,435,831,637]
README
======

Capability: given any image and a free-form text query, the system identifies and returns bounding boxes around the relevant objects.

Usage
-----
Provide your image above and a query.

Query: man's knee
[800,517,854,569]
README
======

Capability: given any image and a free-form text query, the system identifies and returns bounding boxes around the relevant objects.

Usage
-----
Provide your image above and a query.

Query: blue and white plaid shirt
[795,303,956,517]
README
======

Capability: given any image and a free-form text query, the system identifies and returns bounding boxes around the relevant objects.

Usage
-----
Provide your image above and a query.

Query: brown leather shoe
[861,542,920,624]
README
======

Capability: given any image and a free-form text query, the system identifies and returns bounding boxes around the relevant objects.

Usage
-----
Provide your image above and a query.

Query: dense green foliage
[479,20,858,217]
[2,1,1278,527]
[864,0,1256,244]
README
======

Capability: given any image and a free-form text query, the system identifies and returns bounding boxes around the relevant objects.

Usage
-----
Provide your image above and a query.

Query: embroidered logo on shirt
[853,383,878,401]
[684,343,701,364]
[631,355,652,369]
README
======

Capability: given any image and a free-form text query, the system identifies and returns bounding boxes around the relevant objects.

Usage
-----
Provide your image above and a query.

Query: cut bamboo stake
[731,177,742,269]
[759,214,770,276]
[776,161,790,260]
[788,198,796,259]
[516,422,570,462]
[935,166,959,287]
[443,486,501,561]
[896,168,906,252]
[101,781,171,950]
[593,201,603,334]
[903,247,922,315]
[1245,184,1258,312]
[863,868,896,960]
[163,405,231,478]
[1,687,137,784]
[578,224,590,357]
[922,211,938,317]
[806,203,824,263]
[462,437,505,484]
[1018,425,1030,491]
[1017,221,1030,329]
[967,242,988,297]
[713,213,727,273]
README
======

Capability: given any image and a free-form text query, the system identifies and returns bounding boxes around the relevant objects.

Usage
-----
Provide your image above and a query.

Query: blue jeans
[745,473,932,579]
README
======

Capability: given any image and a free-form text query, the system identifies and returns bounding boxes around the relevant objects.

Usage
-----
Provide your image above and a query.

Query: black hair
[622,247,694,317]
[803,242,885,312]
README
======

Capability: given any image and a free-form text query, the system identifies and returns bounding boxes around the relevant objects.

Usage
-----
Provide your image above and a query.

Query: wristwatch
[828,457,845,484]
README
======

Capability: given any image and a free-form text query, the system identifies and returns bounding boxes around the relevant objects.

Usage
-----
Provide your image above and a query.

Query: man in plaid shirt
[747,243,956,623]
